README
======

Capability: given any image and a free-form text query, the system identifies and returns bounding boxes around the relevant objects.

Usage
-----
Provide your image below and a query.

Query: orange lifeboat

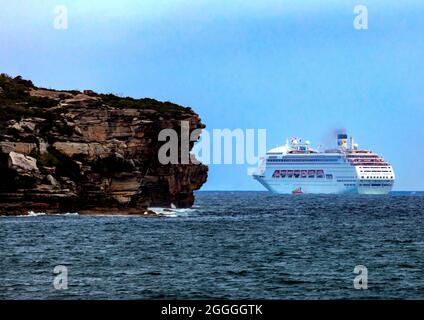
[292,187,303,194]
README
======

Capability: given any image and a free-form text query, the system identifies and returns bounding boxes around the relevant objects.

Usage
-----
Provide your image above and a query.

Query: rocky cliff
[0,74,208,215]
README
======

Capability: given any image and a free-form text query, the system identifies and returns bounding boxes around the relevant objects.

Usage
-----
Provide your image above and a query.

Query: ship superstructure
[252,133,395,194]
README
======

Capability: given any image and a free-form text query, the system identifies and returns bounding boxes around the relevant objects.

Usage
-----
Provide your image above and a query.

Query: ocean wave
[14,211,80,217]
[28,211,46,216]
[2,208,200,218]
[149,207,198,217]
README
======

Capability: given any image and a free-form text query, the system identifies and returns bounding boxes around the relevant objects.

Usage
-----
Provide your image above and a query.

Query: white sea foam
[28,211,46,216]
[14,211,80,217]
[3,208,198,218]
[149,207,197,217]
[62,212,79,216]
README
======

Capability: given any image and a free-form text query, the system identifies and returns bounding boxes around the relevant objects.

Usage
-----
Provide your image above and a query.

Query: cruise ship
[252,133,395,194]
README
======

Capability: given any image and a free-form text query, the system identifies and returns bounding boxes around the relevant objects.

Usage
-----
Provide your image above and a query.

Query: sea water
[1,192,423,299]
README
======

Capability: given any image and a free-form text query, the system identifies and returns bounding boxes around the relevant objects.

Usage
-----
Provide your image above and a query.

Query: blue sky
[1,0,423,190]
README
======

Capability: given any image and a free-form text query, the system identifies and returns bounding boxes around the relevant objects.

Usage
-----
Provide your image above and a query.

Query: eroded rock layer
[0,74,208,215]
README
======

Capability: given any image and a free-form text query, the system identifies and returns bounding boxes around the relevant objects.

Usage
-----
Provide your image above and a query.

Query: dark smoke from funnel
[320,128,346,150]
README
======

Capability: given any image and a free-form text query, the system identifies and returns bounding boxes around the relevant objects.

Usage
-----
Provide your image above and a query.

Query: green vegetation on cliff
[0,73,194,135]
[0,74,57,133]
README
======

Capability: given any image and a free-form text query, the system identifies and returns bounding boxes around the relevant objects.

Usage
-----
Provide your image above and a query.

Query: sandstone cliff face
[0,74,208,215]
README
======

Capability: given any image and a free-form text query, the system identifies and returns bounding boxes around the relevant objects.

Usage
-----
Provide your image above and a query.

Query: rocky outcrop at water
[0,74,208,215]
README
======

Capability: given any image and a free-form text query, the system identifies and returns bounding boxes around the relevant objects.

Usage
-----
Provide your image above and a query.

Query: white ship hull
[252,134,395,195]
[253,175,394,195]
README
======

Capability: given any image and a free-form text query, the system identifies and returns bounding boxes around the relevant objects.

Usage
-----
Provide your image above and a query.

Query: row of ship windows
[343,183,393,187]
[359,166,389,169]
[272,170,332,179]
[352,163,390,166]
[361,176,393,179]
[344,183,392,187]
[272,175,333,179]
[267,159,339,163]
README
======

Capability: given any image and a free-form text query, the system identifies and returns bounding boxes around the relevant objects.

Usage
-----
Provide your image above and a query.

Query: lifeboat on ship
[292,187,303,194]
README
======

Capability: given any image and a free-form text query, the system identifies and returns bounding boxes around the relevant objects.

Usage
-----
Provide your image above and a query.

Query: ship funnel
[337,133,348,149]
